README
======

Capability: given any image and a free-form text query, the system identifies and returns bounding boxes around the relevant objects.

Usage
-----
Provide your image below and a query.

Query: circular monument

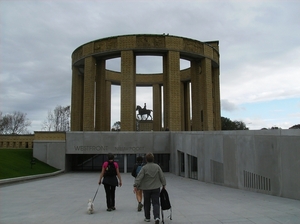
[71,34,221,131]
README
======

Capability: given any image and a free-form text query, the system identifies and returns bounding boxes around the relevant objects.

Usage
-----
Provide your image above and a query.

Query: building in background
[71,34,221,131]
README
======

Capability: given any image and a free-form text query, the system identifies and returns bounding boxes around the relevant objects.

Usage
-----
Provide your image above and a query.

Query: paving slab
[1,172,299,224]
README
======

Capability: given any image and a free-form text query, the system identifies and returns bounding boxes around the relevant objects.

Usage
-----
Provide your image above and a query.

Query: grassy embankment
[0,148,59,179]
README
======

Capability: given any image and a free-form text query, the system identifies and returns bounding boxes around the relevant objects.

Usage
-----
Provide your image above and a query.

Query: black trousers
[103,184,116,208]
[143,188,160,220]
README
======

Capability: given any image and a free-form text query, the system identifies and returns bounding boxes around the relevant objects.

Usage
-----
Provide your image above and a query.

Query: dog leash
[92,185,100,202]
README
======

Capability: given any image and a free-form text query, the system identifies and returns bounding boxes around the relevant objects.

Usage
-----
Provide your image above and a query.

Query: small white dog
[87,199,94,214]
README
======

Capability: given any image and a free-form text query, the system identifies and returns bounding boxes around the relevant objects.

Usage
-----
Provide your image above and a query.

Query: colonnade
[71,34,221,131]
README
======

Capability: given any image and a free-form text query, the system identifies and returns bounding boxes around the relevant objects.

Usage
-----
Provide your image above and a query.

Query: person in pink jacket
[99,153,122,211]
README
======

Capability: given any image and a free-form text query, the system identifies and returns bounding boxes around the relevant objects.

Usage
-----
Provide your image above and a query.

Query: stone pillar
[153,84,161,131]
[191,60,202,131]
[165,51,181,131]
[95,59,111,131]
[83,56,96,131]
[213,67,221,130]
[163,55,169,130]
[105,81,112,130]
[121,50,136,131]
[182,82,191,131]
[201,58,214,130]
[71,66,83,131]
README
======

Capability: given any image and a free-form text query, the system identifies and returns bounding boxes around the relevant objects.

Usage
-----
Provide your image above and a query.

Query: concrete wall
[65,131,170,154]
[171,129,300,200]
[33,129,300,200]
[33,140,66,170]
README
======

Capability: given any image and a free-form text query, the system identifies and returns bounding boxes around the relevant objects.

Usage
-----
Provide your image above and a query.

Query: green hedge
[0,148,59,179]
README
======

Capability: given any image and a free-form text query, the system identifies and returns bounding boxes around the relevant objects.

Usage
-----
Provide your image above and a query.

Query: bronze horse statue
[136,105,152,120]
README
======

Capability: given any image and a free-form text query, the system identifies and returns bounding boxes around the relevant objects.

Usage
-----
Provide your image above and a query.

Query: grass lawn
[0,148,59,179]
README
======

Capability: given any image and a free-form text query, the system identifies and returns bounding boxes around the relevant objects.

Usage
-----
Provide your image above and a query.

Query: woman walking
[131,156,144,211]
[99,153,122,211]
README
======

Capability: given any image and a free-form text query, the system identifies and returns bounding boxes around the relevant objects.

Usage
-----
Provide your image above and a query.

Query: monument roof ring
[72,34,219,65]
[72,34,220,86]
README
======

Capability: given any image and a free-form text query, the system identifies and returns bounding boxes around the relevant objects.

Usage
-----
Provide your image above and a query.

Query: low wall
[33,140,66,170]
[0,134,34,149]
[33,130,300,200]
[33,132,66,170]
[170,129,300,200]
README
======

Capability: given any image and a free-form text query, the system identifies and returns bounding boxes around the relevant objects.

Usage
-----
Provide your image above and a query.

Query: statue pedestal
[138,120,153,131]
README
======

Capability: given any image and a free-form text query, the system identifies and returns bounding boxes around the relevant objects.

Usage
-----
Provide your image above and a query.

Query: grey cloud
[221,99,240,112]
[1,0,299,132]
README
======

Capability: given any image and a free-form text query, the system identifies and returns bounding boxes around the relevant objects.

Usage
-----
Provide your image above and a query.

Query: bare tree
[111,121,121,131]
[42,105,70,131]
[0,112,3,134]
[0,111,31,134]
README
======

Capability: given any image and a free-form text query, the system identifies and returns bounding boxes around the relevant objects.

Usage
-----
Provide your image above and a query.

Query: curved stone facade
[71,34,221,131]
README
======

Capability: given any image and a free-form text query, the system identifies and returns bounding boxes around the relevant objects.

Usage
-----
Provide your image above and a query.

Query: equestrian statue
[136,103,152,120]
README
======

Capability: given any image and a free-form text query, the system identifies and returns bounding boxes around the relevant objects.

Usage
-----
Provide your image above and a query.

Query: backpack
[104,161,117,177]
[136,163,143,176]
[160,188,172,224]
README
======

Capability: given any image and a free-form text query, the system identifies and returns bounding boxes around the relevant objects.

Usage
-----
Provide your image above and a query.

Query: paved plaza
[1,172,300,224]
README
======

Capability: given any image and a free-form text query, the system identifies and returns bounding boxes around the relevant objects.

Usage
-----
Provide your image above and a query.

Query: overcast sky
[1,0,299,133]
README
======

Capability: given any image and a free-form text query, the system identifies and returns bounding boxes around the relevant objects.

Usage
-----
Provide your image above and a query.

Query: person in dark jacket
[131,156,144,211]
[99,153,122,211]
[133,153,166,224]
